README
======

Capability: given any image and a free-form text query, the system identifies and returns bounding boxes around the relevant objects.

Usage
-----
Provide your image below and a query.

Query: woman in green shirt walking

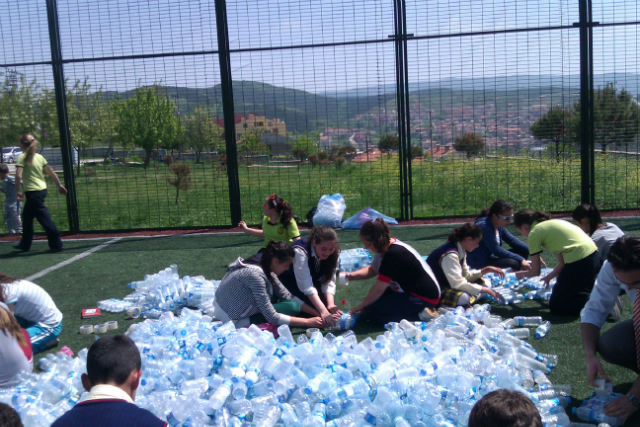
[14,134,67,253]
[239,194,300,253]
[514,210,599,316]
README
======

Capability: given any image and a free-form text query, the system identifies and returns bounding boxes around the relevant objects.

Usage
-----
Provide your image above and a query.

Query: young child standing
[0,164,21,234]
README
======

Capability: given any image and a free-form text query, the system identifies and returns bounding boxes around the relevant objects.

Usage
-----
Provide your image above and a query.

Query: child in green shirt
[514,210,598,316]
[239,194,300,251]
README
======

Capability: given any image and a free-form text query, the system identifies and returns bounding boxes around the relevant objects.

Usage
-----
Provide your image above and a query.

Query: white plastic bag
[312,194,347,228]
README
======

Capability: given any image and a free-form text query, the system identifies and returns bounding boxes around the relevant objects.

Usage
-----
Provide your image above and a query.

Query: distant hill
[322,73,640,98]
[103,73,639,135]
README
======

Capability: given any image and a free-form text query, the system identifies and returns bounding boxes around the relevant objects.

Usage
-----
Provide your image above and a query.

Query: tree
[410,144,424,159]
[288,132,319,161]
[573,83,640,153]
[114,86,183,168]
[238,128,265,162]
[378,134,398,154]
[454,133,485,158]
[66,78,114,175]
[333,155,346,170]
[183,105,223,163]
[530,106,575,162]
[166,161,192,204]
[0,73,38,158]
[308,153,319,169]
[338,145,356,156]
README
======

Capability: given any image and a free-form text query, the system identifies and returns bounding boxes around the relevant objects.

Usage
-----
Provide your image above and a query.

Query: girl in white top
[572,204,624,265]
[0,301,32,387]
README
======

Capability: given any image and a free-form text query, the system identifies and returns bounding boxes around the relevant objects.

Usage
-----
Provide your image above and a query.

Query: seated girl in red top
[346,218,441,325]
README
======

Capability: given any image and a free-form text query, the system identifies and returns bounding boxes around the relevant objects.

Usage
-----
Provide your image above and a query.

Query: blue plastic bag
[312,194,347,228]
[341,207,398,230]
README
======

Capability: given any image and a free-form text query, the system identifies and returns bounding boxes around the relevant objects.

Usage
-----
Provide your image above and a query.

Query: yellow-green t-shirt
[527,219,597,264]
[261,215,300,248]
[16,153,48,192]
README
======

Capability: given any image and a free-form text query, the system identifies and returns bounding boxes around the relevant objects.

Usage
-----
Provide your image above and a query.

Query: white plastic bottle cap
[79,325,94,335]
[126,306,141,319]
[94,324,108,334]
[106,321,118,330]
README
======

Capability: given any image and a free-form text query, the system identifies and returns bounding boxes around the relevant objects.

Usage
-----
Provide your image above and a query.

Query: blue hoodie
[466,216,529,269]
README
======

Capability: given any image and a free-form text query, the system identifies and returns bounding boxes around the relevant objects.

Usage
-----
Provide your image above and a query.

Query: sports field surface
[3,218,640,425]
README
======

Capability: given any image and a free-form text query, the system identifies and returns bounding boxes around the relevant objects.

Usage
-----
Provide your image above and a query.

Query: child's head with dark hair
[260,240,296,281]
[262,194,295,227]
[513,209,552,237]
[447,223,483,253]
[468,389,542,427]
[0,402,23,427]
[308,226,340,283]
[608,236,640,272]
[85,335,141,391]
[0,164,8,178]
[359,218,391,255]
[448,222,483,244]
[572,204,603,236]
[477,199,514,221]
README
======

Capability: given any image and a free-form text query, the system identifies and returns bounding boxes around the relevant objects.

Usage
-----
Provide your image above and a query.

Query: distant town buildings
[235,114,286,137]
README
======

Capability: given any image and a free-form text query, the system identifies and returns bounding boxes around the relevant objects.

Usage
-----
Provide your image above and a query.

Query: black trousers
[485,247,530,271]
[549,251,600,316]
[20,190,63,250]
[363,288,436,326]
[597,319,639,374]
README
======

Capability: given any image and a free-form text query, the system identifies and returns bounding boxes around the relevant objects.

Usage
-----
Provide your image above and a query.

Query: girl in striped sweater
[213,241,323,328]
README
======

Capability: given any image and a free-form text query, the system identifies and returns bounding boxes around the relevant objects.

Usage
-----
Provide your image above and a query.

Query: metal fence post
[393,0,412,220]
[578,0,595,205]
[45,0,80,234]
[215,0,242,226]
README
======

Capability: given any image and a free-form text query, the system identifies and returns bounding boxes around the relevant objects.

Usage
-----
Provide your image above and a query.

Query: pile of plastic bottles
[572,392,626,426]
[121,266,220,320]
[482,268,557,306]
[1,298,579,427]
[338,248,373,273]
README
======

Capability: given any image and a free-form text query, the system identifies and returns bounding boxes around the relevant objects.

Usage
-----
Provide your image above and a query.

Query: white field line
[24,237,122,281]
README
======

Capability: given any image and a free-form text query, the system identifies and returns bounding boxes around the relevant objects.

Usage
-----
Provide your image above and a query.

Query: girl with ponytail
[239,194,300,252]
[514,209,599,316]
[572,204,624,265]
[426,223,506,308]
[14,134,67,253]
[345,218,441,325]
[467,200,531,271]
[213,240,323,328]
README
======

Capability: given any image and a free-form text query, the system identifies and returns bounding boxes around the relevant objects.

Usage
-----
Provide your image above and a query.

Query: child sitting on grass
[427,223,505,308]
[0,164,21,234]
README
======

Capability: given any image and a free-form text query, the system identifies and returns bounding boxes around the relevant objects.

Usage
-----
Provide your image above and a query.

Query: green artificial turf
[2,219,640,424]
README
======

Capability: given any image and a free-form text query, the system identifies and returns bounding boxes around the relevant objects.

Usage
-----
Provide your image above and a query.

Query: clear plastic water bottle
[535,321,552,338]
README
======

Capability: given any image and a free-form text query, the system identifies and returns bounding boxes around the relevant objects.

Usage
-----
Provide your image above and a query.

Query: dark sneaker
[13,243,29,252]
[419,307,439,322]
[44,338,60,350]
[46,247,64,253]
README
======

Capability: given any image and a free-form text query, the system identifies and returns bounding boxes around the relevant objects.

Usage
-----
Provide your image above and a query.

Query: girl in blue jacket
[466,200,531,271]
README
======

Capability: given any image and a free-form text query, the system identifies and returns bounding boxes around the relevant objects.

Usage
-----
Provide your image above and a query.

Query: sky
[0,0,639,95]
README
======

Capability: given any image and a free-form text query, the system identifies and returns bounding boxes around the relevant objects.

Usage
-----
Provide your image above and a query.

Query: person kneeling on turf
[581,235,640,419]
[427,223,506,308]
[51,335,166,427]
